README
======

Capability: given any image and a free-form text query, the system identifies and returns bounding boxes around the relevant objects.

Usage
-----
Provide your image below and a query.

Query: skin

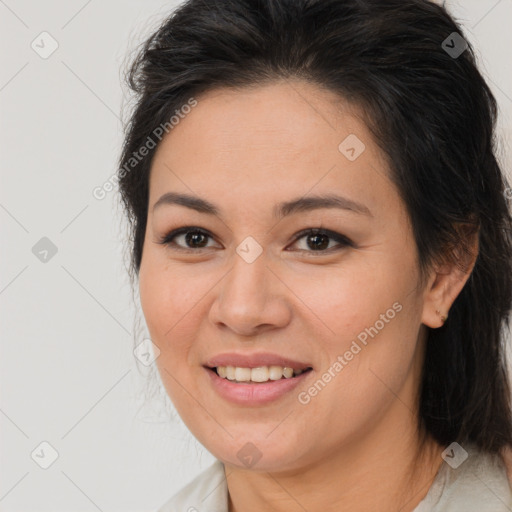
[138,80,477,512]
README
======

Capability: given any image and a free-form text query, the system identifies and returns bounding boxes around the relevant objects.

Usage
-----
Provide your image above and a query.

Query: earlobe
[421,276,452,329]
[421,273,462,329]
[435,309,448,324]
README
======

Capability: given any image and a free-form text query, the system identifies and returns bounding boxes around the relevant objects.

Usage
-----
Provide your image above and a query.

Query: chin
[207,435,307,473]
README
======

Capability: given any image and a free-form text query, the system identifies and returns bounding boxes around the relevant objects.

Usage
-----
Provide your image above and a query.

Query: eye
[157,226,353,254]
[288,228,353,254]
[157,227,219,252]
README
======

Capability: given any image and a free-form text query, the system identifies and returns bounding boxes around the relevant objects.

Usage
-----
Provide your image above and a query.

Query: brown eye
[158,227,218,252]
[289,228,353,253]
[304,232,330,250]
[184,231,209,248]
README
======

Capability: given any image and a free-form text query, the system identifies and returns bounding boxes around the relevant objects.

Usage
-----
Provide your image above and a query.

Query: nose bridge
[224,243,271,308]
[210,239,291,333]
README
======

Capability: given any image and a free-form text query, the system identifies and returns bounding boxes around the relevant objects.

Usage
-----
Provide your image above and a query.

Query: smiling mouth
[207,365,313,384]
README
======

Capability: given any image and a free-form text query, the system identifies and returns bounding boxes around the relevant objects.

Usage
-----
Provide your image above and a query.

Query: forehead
[148,80,390,213]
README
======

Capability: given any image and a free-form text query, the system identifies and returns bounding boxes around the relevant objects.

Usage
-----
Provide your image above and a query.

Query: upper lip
[204,352,313,371]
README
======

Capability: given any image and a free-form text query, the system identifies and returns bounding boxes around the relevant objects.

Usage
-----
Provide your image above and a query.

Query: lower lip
[204,367,313,406]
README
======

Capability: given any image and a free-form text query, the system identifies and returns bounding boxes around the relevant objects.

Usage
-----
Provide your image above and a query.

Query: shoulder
[156,459,228,512]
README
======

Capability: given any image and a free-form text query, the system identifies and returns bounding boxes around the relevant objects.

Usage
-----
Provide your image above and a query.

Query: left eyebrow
[274,194,372,218]
[152,192,372,218]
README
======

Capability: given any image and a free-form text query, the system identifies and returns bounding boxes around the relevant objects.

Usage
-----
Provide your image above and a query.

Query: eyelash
[157,226,353,255]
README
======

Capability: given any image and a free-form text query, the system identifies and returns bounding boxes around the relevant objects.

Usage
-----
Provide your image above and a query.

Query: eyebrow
[152,191,372,218]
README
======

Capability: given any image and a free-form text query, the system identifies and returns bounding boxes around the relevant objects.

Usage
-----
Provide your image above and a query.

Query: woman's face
[139,80,431,472]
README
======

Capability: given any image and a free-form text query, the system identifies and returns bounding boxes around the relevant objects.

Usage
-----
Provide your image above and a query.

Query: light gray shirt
[157,444,512,511]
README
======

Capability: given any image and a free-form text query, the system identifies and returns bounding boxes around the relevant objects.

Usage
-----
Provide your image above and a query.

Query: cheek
[138,255,221,390]
[139,266,185,386]
[289,252,420,390]
[139,255,200,340]
[139,261,170,340]
[139,260,203,406]
[289,257,412,342]
[315,287,420,419]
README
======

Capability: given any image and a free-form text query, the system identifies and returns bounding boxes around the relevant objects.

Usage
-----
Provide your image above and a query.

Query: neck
[224,416,443,512]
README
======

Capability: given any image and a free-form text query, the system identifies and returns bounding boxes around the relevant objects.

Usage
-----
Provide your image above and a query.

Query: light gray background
[1,1,511,511]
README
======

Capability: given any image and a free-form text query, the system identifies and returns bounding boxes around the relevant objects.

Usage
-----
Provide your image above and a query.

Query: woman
[118,0,512,510]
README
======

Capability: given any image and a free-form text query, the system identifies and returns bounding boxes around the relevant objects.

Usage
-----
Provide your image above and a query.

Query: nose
[208,248,292,337]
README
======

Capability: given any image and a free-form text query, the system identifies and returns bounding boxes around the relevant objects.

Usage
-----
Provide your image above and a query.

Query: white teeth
[251,367,269,382]
[226,366,236,380]
[282,367,294,379]
[214,365,308,383]
[234,367,251,382]
[269,365,284,381]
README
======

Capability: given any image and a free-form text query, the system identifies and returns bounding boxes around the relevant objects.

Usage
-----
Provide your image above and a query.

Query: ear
[421,222,479,329]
